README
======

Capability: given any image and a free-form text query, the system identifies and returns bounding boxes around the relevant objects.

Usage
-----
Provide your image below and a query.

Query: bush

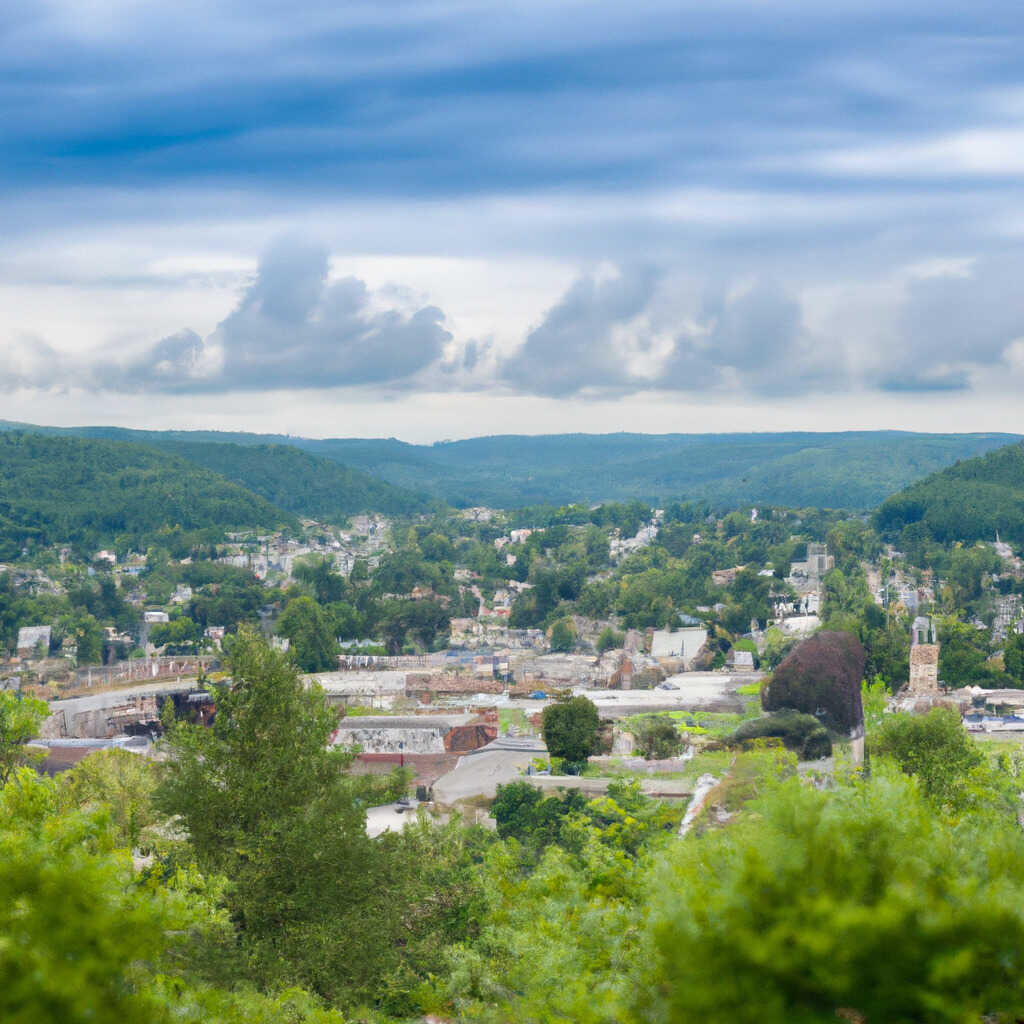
[631,716,685,760]
[762,630,865,734]
[596,627,626,654]
[732,710,832,760]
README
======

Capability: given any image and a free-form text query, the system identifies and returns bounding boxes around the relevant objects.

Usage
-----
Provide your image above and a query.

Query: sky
[3,0,1024,441]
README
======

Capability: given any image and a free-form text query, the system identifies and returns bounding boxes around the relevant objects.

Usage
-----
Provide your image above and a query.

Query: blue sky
[3,0,1024,439]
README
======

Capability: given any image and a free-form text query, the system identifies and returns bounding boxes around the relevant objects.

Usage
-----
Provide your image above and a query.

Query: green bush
[630,716,685,760]
[731,710,832,760]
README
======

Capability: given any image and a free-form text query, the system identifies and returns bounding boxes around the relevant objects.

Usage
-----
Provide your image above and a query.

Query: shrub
[731,710,832,760]
[631,716,685,760]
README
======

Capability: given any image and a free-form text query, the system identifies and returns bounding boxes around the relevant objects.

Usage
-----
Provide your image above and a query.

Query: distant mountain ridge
[1,421,1017,510]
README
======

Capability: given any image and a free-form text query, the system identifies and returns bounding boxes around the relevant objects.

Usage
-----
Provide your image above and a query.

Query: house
[17,625,51,659]
[143,610,170,625]
[650,620,708,666]
[94,550,117,566]
[726,649,755,671]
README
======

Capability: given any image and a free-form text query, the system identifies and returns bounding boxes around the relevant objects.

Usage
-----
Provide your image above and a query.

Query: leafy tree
[275,595,339,672]
[596,626,625,654]
[872,708,985,812]
[731,710,831,760]
[0,691,48,785]
[542,696,600,767]
[549,618,576,652]
[56,747,158,849]
[762,630,865,734]
[293,554,346,604]
[155,630,450,1009]
[1005,631,1024,683]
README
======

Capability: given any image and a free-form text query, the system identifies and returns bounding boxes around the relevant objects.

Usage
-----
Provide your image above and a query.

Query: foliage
[542,695,601,767]
[731,710,831,760]
[0,691,48,785]
[154,439,432,520]
[639,773,1024,1023]
[276,595,339,672]
[155,629,476,1011]
[596,626,625,653]
[0,432,293,557]
[629,715,685,759]
[55,748,159,849]
[872,708,986,813]
[877,440,1024,547]
[762,630,866,734]
[549,617,576,652]
[0,770,189,1024]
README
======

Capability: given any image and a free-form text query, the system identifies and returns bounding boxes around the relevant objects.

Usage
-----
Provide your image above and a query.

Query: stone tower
[908,615,939,694]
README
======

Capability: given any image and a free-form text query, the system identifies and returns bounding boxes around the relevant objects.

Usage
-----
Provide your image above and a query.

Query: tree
[154,630,439,1008]
[275,595,339,672]
[293,555,346,604]
[872,707,985,812]
[762,630,865,734]
[542,696,600,767]
[0,691,48,786]
[596,627,625,654]
[549,618,576,653]
[56,747,158,849]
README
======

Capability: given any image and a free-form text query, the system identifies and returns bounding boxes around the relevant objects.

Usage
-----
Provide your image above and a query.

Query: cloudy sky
[3,0,1024,440]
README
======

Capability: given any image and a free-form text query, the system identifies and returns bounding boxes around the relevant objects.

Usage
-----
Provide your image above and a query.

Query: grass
[499,708,534,735]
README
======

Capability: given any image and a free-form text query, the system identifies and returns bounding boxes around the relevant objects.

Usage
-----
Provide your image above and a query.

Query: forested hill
[0,422,1017,510]
[876,441,1024,546]
[290,431,1020,509]
[148,441,434,519]
[0,433,295,558]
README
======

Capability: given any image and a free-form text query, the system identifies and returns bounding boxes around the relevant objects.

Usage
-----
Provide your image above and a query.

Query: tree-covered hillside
[876,441,1024,545]
[151,441,434,520]
[1,422,1016,510]
[298,431,1017,509]
[0,433,294,557]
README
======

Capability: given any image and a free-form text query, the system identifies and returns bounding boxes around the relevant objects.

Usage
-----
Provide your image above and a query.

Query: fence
[74,655,218,689]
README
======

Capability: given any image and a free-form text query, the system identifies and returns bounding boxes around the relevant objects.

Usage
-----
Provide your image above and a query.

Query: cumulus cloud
[105,238,452,392]
[500,268,841,396]
[500,266,661,394]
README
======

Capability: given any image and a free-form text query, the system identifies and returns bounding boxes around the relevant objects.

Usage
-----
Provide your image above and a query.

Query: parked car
[528,690,547,699]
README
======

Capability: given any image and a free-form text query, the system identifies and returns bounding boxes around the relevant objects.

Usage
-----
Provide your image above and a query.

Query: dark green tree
[275,595,339,672]
[542,695,600,767]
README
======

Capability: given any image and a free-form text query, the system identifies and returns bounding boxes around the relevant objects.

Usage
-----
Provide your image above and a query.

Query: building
[908,616,940,694]
[17,625,51,659]
[650,618,708,666]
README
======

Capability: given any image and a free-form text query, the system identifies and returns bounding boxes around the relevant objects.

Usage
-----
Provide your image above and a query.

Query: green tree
[0,691,48,785]
[56,747,158,849]
[155,630,440,1008]
[549,618,576,652]
[596,626,625,654]
[542,696,600,768]
[872,707,985,812]
[293,555,346,604]
[275,595,339,672]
